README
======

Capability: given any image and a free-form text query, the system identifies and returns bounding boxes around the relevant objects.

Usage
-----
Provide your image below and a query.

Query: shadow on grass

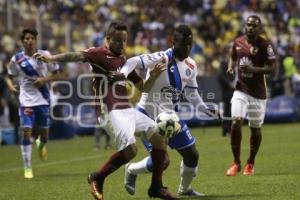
[179,193,266,200]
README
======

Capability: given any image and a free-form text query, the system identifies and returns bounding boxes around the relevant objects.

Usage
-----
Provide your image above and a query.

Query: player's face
[107,30,128,55]
[22,33,37,51]
[173,33,192,61]
[245,17,260,39]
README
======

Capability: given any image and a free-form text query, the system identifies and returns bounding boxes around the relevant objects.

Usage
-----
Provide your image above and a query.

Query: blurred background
[0,0,300,145]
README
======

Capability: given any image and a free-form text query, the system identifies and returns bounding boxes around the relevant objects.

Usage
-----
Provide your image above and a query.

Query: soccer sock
[150,148,166,189]
[247,128,262,164]
[178,161,198,193]
[127,156,152,175]
[230,127,242,164]
[20,139,32,168]
[97,150,128,190]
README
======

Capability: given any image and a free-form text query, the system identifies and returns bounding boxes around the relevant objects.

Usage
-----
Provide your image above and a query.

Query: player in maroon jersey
[34,21,178,200]
[226,15,277,176]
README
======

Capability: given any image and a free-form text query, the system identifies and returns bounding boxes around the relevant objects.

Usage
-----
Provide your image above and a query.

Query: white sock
[127,156,151,175]
[20,144,32,168]
[178,160,198,193]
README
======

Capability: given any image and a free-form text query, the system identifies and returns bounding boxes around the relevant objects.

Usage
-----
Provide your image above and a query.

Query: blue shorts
[19,105,50,128]
[142,120,196,152]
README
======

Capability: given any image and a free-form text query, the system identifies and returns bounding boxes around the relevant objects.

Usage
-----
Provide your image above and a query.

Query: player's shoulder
[82,46,106,54]
[185,57,197,70]
[258,35,273,47]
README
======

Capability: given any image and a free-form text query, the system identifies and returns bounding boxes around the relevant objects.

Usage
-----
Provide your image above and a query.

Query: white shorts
[135,108,157,139]
[108,108,136,151]
[231,90,267,128]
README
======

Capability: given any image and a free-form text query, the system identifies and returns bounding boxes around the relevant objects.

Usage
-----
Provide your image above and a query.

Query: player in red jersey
[226,15,277,176]
[34,21,178,200]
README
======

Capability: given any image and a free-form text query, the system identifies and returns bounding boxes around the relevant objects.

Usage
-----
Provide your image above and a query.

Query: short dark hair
[174,24,193,39]
[20,28,38,40]
[247,15,262,24]
[105,21,128,38]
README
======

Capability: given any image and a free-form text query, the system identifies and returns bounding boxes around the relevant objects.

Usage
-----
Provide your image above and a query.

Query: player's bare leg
[148,133,178,200]
[36,127,48,161]
[88,144,137,200]
[226,118,242,176]
[243,127,261,175]
[177,144,205,196]
[21,127,33,178]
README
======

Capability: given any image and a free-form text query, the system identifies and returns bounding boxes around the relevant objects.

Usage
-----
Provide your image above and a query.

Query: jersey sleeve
[185,59,198,88]
[81,47,102,64]
[7,57,19,76]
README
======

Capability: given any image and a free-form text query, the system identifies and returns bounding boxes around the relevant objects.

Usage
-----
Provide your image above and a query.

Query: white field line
[0,154,103,174]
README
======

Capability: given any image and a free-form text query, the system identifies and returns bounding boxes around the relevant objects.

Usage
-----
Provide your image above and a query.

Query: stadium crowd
[0,0,299,79]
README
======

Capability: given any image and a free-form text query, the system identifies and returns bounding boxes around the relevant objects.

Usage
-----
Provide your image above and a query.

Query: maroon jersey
[82,47,142,112]
[231,35,276,99]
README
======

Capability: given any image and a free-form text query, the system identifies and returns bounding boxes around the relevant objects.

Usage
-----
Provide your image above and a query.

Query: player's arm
[5,61,18,93]
[34,52,85,63]
[32,70,64,88]
[143,63,166,93]
[226,43,237,77]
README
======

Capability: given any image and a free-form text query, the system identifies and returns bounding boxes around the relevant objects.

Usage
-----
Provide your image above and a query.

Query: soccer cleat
[226,162,241,176]
[148,186,179,200]
[24,167,34,179]
[124,163,137,195]
[178,189,206,196]
[36,137,48,161]
[243,163,254,176]
[87,172,103,200]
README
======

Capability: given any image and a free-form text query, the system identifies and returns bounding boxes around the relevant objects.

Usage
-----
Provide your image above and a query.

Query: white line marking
[0,154,103,174]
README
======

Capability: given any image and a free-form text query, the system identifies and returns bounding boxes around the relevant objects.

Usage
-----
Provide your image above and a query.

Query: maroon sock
[247,128,262,164]
[230,127,242,164]
[97,151,128,190]
[150,148,166,189]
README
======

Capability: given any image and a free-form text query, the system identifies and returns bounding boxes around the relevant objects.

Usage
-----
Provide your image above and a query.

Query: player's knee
[22,127,32,139]
[123,144,138,161]
[149,133,167,150]
[232,118,242,129]
[183,149,199,167]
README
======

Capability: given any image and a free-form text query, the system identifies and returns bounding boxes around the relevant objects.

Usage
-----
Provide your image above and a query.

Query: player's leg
[19,107,34,178]
[243,98,267,175]
[226,91,247,176]
[124,138,170,195]
[34,105,50,161]
[167,121,204,196]
[134,109,178,199]
[88,108,137,200]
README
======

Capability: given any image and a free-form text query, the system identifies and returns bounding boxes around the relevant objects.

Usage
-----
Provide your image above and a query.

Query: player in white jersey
[5,28,61,179]
[121,25,217,197]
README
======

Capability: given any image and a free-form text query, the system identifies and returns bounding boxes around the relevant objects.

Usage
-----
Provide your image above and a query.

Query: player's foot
[148,186,179,200]
[243,163,254,176]
[124,163,137,195]
[87,172,103,200]
[24,167,34,179]
[36,137,48,161]
[178,188,205,196]
[226,162,241,176]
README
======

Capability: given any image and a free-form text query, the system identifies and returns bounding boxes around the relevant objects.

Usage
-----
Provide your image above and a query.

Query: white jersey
[7,50,59,107]
[121,48,201,119]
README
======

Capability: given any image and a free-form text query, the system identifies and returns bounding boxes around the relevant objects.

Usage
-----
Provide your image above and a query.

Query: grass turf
[0,123,299,200]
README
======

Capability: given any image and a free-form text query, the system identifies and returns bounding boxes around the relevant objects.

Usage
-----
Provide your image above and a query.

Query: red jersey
[231,35,276,99]
[82,47,142,112]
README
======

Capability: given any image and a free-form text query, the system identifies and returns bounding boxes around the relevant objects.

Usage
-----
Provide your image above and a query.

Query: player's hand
[226,67,234,78]
[33,77,46,88]
[107,71,126,82]
[7,83,18,93]
[33,53,51,63]
[240,65,255,73]
[149,63,166,79]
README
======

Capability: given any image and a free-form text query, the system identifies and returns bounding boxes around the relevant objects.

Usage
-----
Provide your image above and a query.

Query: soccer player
[226,15,277,176]
[6,28,61,179]
[34,21,178,200]
[120,24,216,197]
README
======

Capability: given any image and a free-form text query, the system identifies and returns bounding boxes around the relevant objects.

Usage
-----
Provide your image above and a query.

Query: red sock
[150,148,166,189]
[247,128,262,164]
[230,127,242,164]
[97,151,128,190]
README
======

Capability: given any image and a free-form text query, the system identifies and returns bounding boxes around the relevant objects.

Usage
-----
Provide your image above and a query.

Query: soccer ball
[155,111,181,138]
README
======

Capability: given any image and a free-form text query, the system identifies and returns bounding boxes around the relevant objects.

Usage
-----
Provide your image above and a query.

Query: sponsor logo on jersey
[250,46,258,55]
[185,68,192,76]
[24,108,34,116]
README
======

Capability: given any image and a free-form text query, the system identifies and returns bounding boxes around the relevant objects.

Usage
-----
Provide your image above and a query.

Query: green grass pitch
[0,123,299,200]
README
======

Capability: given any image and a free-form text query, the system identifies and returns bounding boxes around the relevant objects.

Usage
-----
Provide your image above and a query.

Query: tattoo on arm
[52,52,85,62]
